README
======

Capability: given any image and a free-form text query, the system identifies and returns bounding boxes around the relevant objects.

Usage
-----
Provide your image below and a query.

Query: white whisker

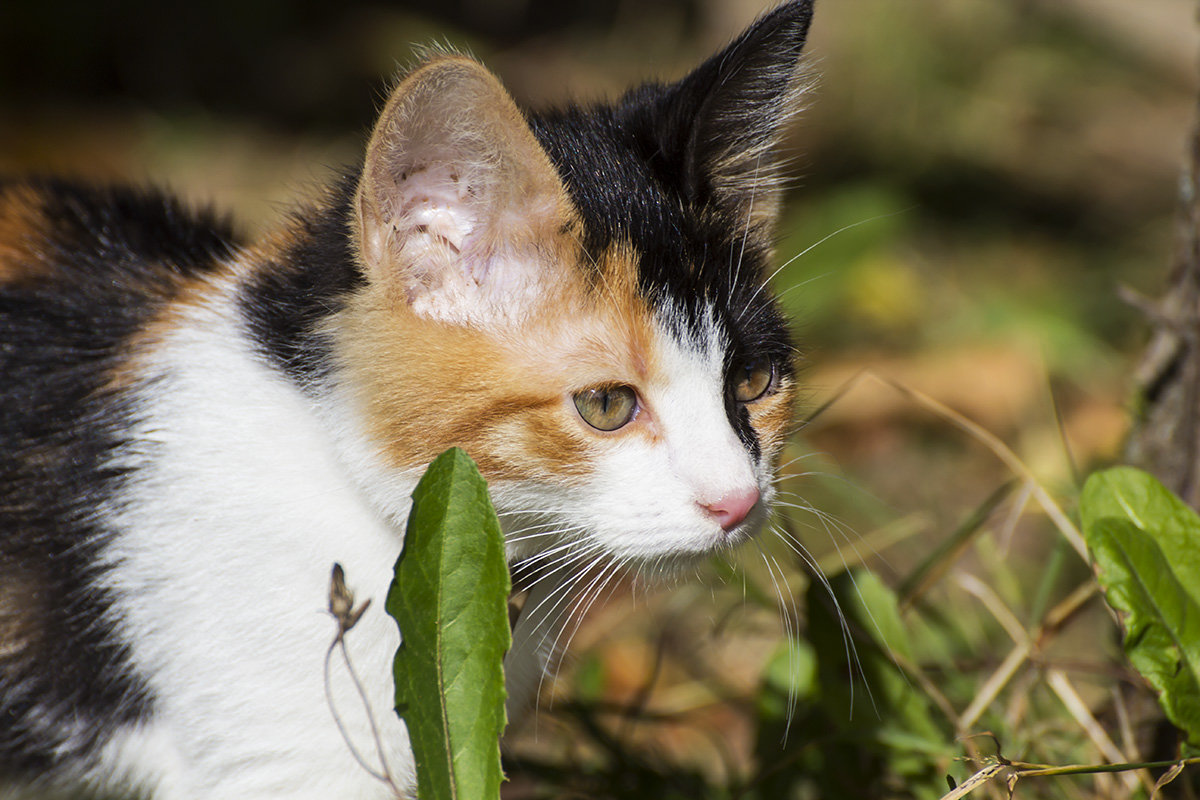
[768,521,878,720]
[738,210,912,325]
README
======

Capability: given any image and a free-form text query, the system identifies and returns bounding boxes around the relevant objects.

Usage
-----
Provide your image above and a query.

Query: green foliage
[1080,466,1200,746]
[753,569,952,799]
[387,448,511,800]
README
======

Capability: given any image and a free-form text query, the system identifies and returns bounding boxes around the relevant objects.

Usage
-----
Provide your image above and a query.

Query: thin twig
[938,757,1200,799]
[871,373,1090,561]
[324,639,391,785]
[325,563,403,797]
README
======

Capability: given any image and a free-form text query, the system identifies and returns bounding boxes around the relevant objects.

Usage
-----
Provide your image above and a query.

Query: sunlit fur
[0,2,815,797]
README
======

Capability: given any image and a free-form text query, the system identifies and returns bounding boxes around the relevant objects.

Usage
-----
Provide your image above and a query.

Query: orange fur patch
[748,373,797,463]
[0,184,51,284]
[336,293,591,482]
[336,234,672,482]
[0,566,44,665]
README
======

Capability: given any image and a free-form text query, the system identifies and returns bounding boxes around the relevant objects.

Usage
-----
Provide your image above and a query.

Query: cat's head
[336,1,813,572]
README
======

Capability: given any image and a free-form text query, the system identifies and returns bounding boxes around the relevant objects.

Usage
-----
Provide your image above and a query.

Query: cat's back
[0,176,239,308]
[0,178,246,776]
[0,177,241,460]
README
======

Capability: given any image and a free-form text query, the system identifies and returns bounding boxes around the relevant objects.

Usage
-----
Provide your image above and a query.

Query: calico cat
[0,1,812,797]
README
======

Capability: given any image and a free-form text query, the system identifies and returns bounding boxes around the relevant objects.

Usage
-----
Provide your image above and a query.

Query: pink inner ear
[368,157,508,316]
[395,162,480,255]
[366,153,568,325]
[355,57,576,324]
[375,157,550,324]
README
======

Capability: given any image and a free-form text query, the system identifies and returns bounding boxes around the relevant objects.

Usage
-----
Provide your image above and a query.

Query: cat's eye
[573,385,638,431]
[732,356,774,403]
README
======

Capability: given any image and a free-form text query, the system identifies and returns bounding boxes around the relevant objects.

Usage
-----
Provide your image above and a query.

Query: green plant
[387,448,511,800]
[367,454,1200,800]
[1080,467,1200,749]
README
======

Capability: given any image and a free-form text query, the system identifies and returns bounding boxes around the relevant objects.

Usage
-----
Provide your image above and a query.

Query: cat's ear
[354,55,573,324]
[666,0,814,232]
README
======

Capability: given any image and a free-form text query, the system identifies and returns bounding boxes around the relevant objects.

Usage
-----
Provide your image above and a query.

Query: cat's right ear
[660,0,815,237]
[354,55,574,325]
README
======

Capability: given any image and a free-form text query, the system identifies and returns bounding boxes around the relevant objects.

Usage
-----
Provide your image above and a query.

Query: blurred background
[3,1,1196,797]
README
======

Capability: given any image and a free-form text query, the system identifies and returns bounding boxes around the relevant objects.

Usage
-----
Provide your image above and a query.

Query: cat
[0,1,813,797]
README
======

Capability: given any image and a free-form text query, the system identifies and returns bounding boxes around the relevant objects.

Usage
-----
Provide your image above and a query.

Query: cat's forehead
[566,239,725,374]
[529,105,792,367]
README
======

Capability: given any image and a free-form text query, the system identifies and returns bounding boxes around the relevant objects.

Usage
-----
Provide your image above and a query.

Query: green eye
[573,385,638,431]
[732,356,774,403]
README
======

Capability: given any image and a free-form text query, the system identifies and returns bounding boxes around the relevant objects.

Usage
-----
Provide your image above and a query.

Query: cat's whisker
[737,271,829,331]
[772,492,898,578]
[739,211,911,324]
[752,542,803,734]
[496,507,574,518]
[511,542,598,583]
[773,503,877,583]
[513,541,603,593]
[517,541,603,595]
[772,451,825,474]
[766,520,879,719]
[497,511,576,530]
[829,559,920,699]
[501,524,566,545]
[506,525,577,544]
[773,498,856,539]
[547,557,615,645]
[771,489,859,534]
[542,556,628,698]
[768,470,827,487]
[504,524,577,546]
[532,555,618,710]
[501,518,584,548]
[555,557,625,665]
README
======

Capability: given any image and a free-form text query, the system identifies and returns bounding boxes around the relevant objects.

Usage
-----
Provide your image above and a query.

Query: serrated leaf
[387,448,511,800]
[1081,467,1200,745]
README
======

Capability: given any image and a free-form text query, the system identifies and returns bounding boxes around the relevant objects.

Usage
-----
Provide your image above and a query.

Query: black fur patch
[5,176,240,287]
[0,178,238,775]
[529,1,811,455]
[237,176,366,386]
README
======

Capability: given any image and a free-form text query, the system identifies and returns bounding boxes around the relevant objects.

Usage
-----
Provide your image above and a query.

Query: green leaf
[387,448,511,800]
[1081,466,1200,745]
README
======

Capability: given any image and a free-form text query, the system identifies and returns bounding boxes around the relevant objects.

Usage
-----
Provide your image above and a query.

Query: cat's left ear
[354,54,574,325]
[666,0,814,232]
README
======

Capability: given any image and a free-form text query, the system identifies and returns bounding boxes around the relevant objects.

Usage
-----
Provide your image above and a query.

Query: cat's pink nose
[701,487,760,531]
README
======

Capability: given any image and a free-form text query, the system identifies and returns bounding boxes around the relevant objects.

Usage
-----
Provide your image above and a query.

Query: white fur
[92,278,416,799]
[591,319,764,558]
